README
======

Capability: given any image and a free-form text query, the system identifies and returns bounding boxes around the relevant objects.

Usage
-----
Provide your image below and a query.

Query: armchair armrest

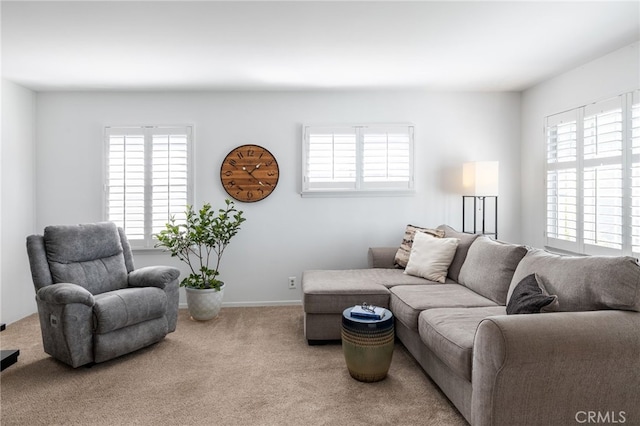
[129,266,180,333]
[128,266,180,289]
[471,311,640,426]
[37,283,95,306]
[367,247,397,269]
[35,283,94,367]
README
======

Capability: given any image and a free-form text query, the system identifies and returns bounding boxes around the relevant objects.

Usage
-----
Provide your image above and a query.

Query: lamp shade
[463,161,499,196]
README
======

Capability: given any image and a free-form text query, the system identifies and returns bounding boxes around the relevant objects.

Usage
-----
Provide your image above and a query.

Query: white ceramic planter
[185,284,225,321]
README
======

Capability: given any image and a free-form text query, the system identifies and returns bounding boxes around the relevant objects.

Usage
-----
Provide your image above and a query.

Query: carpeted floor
[1,306,466,425]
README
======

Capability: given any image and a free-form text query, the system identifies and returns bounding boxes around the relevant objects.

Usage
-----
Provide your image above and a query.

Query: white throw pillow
[404,231,459,283]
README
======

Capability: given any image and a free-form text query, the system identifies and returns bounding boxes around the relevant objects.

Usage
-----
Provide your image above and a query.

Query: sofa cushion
[404,232,459,283]
[394,224,445,268]
[507,273,559,315]
[458,237,527,304]
[303,269,431,314]
[418,306,506,381]
[507,248,640,312]
[390,284,498,331]
[436,225,480,282]
[93,287,167,334]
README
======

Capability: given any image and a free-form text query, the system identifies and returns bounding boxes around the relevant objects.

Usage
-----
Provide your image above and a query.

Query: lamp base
[462,196,498,239]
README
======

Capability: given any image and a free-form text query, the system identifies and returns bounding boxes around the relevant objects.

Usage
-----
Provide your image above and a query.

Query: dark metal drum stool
[341,306,394,382]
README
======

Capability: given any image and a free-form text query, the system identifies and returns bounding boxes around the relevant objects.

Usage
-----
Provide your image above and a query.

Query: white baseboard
[178,300,302,309]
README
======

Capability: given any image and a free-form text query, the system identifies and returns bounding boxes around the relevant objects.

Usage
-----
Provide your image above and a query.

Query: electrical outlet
[288,276,296,289]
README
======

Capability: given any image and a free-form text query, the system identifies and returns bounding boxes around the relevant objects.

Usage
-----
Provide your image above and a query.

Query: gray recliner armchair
[26,222,180,368]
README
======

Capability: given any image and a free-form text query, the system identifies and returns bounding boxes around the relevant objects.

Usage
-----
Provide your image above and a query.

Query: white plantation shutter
[583,97,623,252]
[362,126,412,187]
[631,91,640,256]
[151,131,189,236]
[305,127,357,189]
[546,169,578,242]
[545,111,578,248]
[106,130,146,241]
[583,164,623,250]
[545,92,638,256]
[302,124,414,195]
[105,126,193,248]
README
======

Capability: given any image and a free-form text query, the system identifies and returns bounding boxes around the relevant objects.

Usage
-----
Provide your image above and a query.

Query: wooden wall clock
[220,144,279,202]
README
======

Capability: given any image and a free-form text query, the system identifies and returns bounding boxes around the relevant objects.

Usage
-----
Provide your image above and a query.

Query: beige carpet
[1,306,466,425]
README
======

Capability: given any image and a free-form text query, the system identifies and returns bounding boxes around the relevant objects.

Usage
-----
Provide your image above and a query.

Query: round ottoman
[341,306,394,382]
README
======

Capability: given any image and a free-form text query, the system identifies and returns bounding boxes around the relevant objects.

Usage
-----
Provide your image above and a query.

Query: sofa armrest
[128,266,180,289]
[472,311,640,426]
[367,247,397,269]
[37,283,95,306]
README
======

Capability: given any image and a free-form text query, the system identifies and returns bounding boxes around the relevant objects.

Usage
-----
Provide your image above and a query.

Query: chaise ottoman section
[302,268,429,342]
[303,270,389,314]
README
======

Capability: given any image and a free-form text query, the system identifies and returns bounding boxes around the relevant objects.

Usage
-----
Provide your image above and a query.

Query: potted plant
[155,199,246,320]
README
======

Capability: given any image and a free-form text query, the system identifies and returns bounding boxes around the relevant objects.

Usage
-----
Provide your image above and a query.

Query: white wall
[1,79,37,324]
[34,90,521,309]
[8,40,637,319]
[520,41,640,248]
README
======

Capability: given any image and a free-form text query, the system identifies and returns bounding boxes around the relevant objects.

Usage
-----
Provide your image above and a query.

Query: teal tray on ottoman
[341,306,394,382]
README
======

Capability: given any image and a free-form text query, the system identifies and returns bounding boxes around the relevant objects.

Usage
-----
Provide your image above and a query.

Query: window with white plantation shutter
[302,124,414,195]
[544,91,639,257]
[105,125,193,249]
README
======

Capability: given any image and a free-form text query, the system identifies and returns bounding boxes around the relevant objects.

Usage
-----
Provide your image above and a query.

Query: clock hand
[241,167,263,184]
[247,163,264,177]
[243,165,262,176]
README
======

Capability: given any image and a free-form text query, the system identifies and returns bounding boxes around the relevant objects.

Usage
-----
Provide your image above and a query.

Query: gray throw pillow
[506,273,559,314]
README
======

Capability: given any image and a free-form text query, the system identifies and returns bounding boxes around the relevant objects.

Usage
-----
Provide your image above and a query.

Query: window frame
[103,124,195,250]
[301,123,415,197]
[544,91,638,257]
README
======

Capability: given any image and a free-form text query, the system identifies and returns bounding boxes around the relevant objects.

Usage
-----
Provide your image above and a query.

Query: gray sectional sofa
[301,225,640,426]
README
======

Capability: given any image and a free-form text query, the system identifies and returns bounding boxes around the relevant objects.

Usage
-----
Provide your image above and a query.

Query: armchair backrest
[27,222,135,295]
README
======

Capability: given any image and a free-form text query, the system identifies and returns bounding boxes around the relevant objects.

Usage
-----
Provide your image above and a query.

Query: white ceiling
[2,1,639,92]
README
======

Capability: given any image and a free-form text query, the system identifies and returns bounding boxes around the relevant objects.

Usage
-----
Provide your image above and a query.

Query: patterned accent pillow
[394,224,445,269]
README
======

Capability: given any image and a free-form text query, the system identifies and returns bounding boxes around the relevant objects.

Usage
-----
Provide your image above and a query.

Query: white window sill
[542,246,587,256]
[300,189,415,198]
[131,247,166,254]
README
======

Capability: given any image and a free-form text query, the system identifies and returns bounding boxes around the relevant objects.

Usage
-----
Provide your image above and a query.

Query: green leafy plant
[155,199,246,291]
